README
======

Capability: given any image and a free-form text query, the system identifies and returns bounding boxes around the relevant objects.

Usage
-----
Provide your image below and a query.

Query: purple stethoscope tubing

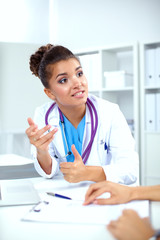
[45,98,98,164]
[82,98,98,164]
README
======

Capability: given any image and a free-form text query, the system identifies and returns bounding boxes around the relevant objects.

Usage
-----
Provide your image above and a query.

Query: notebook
[0,179,40,207]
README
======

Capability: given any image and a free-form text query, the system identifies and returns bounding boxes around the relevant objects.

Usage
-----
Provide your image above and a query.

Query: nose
[71,75,82,88]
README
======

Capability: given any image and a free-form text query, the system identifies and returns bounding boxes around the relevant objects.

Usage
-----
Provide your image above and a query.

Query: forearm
[130,185,160,201]
[85,166,106,182]
[37,150,52,174]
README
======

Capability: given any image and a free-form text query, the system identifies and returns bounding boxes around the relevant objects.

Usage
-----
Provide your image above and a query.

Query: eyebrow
[55,66,82,79]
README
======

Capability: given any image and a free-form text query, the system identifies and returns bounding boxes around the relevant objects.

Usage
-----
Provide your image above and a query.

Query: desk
[0,176,159,240]
[0,176,113,240]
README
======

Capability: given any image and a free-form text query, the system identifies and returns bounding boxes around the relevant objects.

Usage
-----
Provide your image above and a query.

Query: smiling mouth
[72,91,84,97]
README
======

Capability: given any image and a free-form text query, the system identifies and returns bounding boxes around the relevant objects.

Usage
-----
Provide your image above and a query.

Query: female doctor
[26,44,139,184]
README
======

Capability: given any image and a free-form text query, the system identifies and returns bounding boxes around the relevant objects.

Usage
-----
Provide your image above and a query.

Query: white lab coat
[32,94,139,185]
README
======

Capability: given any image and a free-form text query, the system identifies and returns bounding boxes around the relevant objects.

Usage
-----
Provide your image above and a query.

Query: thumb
[71,144,82,161]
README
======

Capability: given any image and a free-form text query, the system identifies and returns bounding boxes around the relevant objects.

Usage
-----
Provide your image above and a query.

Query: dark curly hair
[29,44,80,88]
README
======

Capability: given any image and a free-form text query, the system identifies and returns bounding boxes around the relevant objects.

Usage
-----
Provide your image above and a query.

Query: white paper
[22,198,149,225]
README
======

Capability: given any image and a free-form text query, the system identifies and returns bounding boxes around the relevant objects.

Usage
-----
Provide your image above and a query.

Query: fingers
[107,220,117,230]
[30,125,51,142]
[25,118,38,137]
[60,162,73,169]
[27,117,36,126]
[93,198,117,205]
[26,117,58,150]
[84,194,114,206]
[84,181,110,205]
[32,127,58,147]
[107,221,119,239]
[84,188,106,205]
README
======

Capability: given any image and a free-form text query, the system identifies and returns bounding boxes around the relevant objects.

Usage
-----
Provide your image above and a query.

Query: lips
[72,91,84,97]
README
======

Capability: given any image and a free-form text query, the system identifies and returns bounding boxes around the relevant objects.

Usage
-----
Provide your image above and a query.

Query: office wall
[0,0,50,44]
[50,0,160,50]
[0,0,50,132]
[0,42,49,131]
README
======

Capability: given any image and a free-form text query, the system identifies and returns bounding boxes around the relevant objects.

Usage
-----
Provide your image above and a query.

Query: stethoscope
[45,98,98,164]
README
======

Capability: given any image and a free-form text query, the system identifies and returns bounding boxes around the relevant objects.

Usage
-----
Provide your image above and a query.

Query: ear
[44,88,56,101]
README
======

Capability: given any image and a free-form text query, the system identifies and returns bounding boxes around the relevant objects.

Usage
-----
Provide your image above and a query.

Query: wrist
[37,151,52,174]
[130,186,140,201]
[85,166,106,182]
[37,148,49,156]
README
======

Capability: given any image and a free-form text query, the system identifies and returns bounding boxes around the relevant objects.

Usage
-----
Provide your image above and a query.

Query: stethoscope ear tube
[45,102,56,126]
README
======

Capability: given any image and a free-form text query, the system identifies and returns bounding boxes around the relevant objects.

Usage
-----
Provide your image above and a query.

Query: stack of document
[104,71,133,89]
[0,154,34,166]
[0,154,40,179]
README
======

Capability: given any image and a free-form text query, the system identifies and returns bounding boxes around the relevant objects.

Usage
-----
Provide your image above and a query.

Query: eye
[58,78,67,84]
[77,71,83,77]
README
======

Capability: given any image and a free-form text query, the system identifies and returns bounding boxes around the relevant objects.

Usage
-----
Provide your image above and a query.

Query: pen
[46,192,72,200]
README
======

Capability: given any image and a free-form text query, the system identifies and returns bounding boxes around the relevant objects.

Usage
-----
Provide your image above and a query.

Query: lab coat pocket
[97,139,108,165]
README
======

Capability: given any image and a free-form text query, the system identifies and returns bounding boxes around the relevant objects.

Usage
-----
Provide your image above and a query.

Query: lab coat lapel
[53,126,66,161]
[82,106,91,154]
[48,105,66,161]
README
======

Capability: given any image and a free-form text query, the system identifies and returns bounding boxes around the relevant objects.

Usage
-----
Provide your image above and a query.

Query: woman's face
[44,58,88,110]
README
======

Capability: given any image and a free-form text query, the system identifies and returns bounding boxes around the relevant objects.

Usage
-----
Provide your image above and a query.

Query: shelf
[76,43,139,153]
[101,87,134,92]
[144,131,160,135]
[144,86,160,90]
[140,41,160,185]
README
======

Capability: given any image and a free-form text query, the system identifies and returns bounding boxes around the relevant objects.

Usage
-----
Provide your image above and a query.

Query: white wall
[0,42,49,131]
[50,0,160,51]
[0,0,50,44]
[0,0,50,132]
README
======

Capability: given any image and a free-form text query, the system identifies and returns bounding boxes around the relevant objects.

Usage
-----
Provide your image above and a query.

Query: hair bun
[29,44,53,77]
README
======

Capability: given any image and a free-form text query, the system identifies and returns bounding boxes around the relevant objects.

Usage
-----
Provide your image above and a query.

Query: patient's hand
[107,209,155,240]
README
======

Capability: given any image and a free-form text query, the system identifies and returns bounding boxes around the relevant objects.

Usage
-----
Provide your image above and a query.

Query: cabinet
[75,43,139,151]
[140,41,160,185]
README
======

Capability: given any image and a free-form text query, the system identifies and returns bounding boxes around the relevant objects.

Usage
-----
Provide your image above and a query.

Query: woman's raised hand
[25,117,58,152]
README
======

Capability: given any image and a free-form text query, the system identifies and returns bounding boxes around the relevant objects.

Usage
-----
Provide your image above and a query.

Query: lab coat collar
[85,104,91,124]
[47,102,91,126]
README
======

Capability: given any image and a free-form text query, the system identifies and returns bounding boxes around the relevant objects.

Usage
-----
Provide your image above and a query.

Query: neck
[59,104,86,129]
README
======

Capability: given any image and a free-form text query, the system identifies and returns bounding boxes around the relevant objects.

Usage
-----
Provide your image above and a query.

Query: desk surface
[0,176,159,240]
[0,176,113,240]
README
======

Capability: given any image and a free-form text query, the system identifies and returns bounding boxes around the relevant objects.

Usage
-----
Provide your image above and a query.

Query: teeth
[74,91,82,96]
